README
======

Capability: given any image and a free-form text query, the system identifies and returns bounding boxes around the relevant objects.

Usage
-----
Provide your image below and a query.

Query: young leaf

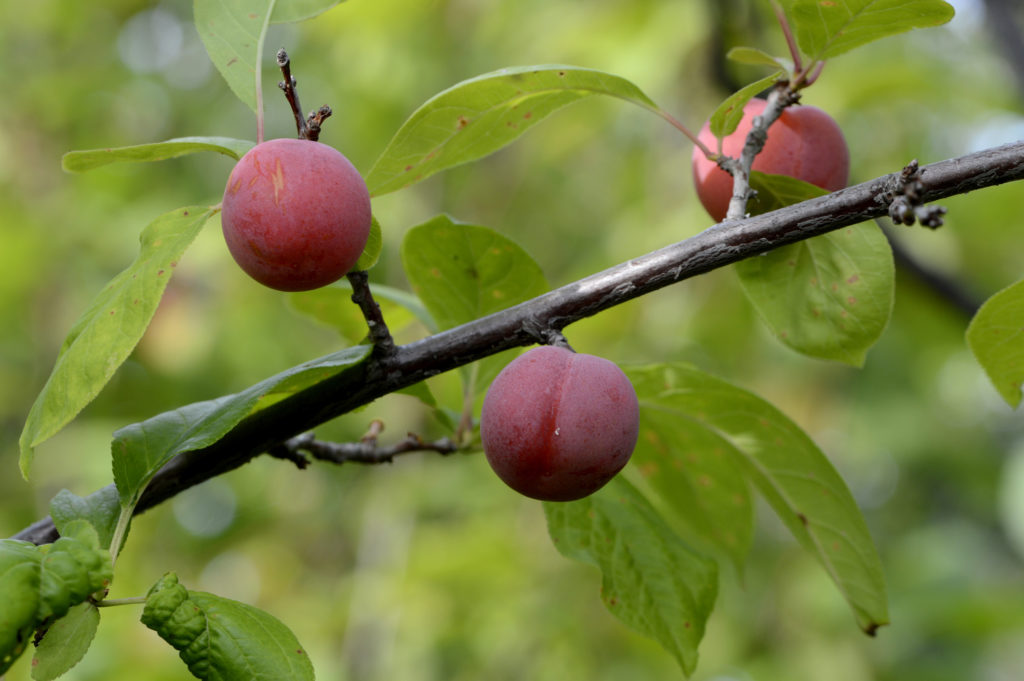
[784,0,955,61]
[31,602,100,681]
[625,364,889,635]
[194,0,274,113]
[726,46,790,71]
[966,277,1024,408]
[112,345,371,514]
[49,488,122,552]
[62,137,254,172]
[0,536,113,675]
[19,206,215,479]
[141,573,315,681]
[735,220,894,366]
[36,536,113,624]
[544,476,718,676]
[401,215,548,392]
[708,73,784,140]
[366,65,661,195]
[0,540,42,675]
[632,408,754,576]
[271,0,344,23]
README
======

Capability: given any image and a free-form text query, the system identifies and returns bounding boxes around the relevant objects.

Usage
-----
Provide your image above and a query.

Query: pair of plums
[220,96,848,501]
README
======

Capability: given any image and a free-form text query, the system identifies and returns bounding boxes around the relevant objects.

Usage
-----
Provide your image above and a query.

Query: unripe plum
[221,138,372,292]
[691,97,849,222]
[480,345,640,502]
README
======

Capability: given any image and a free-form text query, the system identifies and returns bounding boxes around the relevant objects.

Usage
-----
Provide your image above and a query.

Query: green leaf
[708,73,784,140]
[0,536,113,675]
[544,476,718,676]
[726,46,790,71]
[49,488,121,552]
[632,408,753,576]
[366,65,661,195]
[401,215,548,331]
[31,602,100,681]
[36,537,113,624]
[112,345,371,513]
[784,0,955,61]
[290,281,433,343]
[62,137,254,172]
[966,277,1024,408]
[271,0,344,23]
[142,573,315,681]
[0,540,41,675]
[194,0,274,113]
[747,170,827,215]
[353,215,384,272]
[736,220,894,366]
[625,364,889,635]
[19,206,215,479]
[401,215,548,393]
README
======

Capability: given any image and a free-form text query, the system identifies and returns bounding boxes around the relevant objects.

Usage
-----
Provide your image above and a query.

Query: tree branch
[13,141,1024,545]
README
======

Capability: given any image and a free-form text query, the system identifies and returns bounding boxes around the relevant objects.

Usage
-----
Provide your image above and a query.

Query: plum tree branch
[13,140,1024,546]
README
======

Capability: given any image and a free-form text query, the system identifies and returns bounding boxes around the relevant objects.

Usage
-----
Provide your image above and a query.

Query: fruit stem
[347,270,397,356]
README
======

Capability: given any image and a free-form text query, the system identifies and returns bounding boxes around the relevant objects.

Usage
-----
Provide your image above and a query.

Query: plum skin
[221,138,372,292]
[691,98,850,222]
[480,345,640,502]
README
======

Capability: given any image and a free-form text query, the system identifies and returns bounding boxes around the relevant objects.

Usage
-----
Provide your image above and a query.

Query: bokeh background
[3,0,1024,679]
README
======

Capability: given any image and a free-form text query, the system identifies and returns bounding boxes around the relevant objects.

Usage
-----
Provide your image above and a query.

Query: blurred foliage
[2,0,1024,679]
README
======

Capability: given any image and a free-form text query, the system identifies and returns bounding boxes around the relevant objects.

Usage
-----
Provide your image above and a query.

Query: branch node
[885,159,946,229]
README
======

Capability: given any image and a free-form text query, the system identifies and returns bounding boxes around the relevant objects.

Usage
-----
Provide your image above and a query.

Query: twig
[277,49,307,139]
[721,83,799,221]
[277,49,332,142]
[347,270,397,356]
[272,426,458,466]
[11,141,1024,546]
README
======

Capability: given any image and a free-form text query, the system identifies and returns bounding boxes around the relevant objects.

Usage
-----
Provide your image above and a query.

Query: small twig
[347,270,397,356]
[275,426,458,466]
[95,596,148,608]
[721,83,800,221]
[277,49,307,139]
[305,105,333,141]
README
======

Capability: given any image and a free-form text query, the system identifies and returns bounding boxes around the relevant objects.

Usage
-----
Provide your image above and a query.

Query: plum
[480,345,639,501]
[221,138,372,291]
[691,97,849,222]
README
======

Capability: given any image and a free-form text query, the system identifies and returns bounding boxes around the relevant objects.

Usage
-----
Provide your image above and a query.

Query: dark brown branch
[13,140,1024,545]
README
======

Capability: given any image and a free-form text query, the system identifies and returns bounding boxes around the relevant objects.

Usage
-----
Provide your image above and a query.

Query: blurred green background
[3,0,1024,679]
